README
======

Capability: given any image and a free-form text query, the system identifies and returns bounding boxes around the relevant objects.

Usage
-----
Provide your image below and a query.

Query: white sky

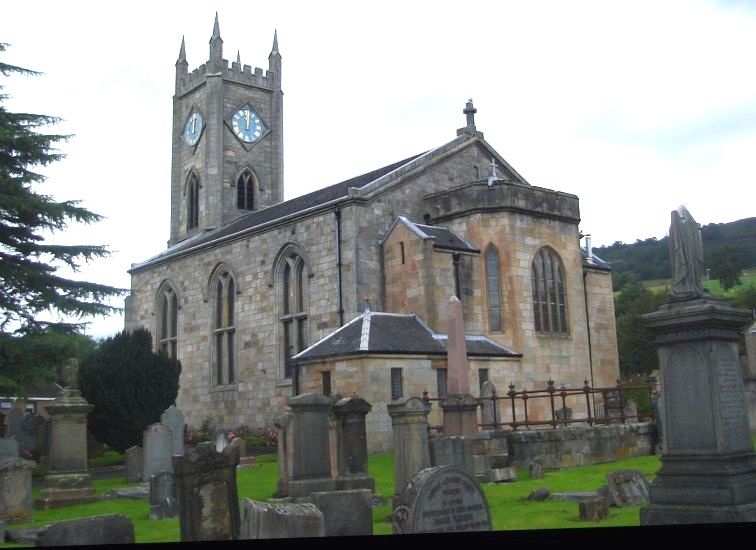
[2,0,755,339]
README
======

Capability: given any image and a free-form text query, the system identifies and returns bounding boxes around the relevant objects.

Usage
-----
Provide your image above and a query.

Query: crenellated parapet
[176,60,277,97]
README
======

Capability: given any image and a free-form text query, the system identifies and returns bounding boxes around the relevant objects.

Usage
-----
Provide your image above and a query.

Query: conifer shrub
[78,328,181,452]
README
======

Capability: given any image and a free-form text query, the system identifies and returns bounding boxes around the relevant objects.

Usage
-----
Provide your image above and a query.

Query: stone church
[125,17,620,452]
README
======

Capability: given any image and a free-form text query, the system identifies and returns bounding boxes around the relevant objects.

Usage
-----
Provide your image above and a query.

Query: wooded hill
[593,217,756,282]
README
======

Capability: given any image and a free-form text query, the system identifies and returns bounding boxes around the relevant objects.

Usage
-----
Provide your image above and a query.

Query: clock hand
[244,110,251,130]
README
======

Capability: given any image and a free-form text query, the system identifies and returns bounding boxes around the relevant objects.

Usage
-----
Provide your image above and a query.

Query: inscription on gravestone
[716,347,751,451]
[392,465,491,534]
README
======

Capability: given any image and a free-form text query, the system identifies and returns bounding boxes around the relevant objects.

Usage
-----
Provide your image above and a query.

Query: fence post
[616,379,626,424]
[522,387,530,429]
[508,383,517,431]
[583,379,593,427]
[559,385,567,426]
[547,379,557,429]
[492,387,499,430]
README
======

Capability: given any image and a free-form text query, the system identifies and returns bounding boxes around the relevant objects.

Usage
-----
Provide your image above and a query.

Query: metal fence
[422,378,656,433]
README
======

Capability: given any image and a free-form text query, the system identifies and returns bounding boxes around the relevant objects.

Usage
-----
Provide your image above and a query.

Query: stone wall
[504,423,656,469]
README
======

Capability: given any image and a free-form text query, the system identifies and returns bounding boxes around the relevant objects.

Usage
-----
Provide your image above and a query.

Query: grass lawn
[1,451,662,545]
[642,267,756,296]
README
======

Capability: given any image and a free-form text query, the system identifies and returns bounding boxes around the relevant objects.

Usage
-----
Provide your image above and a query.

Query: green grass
[1,452,664,545]
[642,267,756,296]
[87,451,126,469]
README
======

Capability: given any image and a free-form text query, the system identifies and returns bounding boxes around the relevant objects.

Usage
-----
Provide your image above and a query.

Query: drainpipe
[583,268,596,415]
[452,252,461,300]
[335,207,344,327]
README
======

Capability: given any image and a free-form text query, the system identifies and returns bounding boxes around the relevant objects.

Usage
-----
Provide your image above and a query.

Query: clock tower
[169,14,284,246]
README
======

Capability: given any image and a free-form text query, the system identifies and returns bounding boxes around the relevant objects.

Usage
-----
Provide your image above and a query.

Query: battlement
[177,58,277,96]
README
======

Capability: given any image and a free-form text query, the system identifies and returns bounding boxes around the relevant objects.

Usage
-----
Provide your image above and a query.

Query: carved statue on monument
[62,358,79,389]
[668,205,707,302]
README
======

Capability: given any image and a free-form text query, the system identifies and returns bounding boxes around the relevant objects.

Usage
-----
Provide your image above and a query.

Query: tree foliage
[78,328,181,452]
[0,43,123,335]
[615,281,667,378]
[709,245,742,291]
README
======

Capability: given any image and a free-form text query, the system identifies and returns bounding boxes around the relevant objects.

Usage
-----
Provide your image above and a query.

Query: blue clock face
[183,111,203,146]
[231,107,265,143]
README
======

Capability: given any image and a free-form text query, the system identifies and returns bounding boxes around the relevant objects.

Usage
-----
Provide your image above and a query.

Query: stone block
[34,473,98,510]
[606,470,649,507]
[551,492,599,502]
[527,488,550,501]
[579,498,608,522]
[240,499,325,539]
[0,459,35,522]
[36,514,135,547]
[104,486,149,500]
[309,489,373,537]
[484,467,516,483]
[125,446,142,483]
[430,436,475,477]
[529,458,544,480]
[0,438,20,462]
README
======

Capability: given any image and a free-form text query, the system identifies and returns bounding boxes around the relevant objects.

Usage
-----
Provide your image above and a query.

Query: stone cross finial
[669,205,707,302]
[446,296,470,395]
[463,99,477,128]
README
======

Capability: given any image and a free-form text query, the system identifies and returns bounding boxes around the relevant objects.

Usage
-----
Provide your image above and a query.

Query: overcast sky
[2,0,755,338]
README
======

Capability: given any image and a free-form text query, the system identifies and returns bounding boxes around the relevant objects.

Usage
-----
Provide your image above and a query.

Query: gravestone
[240,499,325,539]
[149,471,177,520]
[641,205,756,525]
[309,489,373,537]
[160,406,185,457]
[287,393,335,498]
[125,446,143,483]
[214,429,229,453]
[173,444,240,541]
[35,514,135,547]
[579,498,609,521]
[0,458,35,522]
[387,397,432,496]
[555,407,572,422]
[623,401,638,421]
[143,423,172,482]
[479,381,497,429]
[273,412,293,497]
[430,436,475,477]
[332,396,375,492]
[529,457,544,480]
[35,387,97,510]
[606,470,649,507]
[0,438,19,462]
[392,465,491,534]
[746,321,756,376]
[19,413,38,456]
[4,409,23,440]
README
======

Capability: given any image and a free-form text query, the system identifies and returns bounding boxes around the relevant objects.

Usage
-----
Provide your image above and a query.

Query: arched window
[187,173,199,230]
[531,247,568,334]
[279,252,307,380]
[236,169,255,211]
[157,283,178,359]
[484,244,503,332]
[212,269,236,386]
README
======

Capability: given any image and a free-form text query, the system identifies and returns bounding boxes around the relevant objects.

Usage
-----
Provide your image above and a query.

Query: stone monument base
[34,473,98,510]
[440,394,479,437]
[641,452,756,525]
[335,475,375,492]
[287,478,336,499]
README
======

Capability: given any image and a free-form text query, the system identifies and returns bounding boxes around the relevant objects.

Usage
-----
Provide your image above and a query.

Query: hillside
[593,217,756,282]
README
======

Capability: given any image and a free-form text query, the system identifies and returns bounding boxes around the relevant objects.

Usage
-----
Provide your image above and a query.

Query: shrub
[78,328,181,452]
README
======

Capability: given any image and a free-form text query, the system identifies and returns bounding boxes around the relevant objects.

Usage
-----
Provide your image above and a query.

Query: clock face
[183,111,203,146]
[231,107,265,143]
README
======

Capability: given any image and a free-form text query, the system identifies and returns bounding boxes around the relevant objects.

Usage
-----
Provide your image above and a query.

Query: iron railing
[422,378,656,433]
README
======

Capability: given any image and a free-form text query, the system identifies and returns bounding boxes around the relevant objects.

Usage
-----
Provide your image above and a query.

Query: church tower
[169,14,284,245]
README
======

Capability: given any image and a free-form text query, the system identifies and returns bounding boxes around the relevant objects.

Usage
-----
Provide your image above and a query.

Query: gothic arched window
[157,283,178,359]
[212,269,236,386]
[187,173,199,230]
[279,252,307,380]
[236,169,255,211]
[531,247,568,335]
[484,244,503,332]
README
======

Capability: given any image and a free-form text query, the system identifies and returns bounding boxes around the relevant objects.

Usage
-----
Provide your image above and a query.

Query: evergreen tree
[0,44,123,393]
[708,245,742,291]
[78,328,181,452]
[615,281,667,377]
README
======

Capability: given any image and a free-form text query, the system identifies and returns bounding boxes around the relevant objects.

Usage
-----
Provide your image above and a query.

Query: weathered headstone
[4,408,23,440]
[579,498,609,521]
[273,412,293,498]
[529,457,544,480]
[641,205,756,525]
[36,514,135,547]
[125,446,143,483]
[143,423,173,482]
[214,429,229,453]
[173,444,240,541]
[392,465,491,534]
[240,499,325,539]
[555,407,572,422]
[0,458,35,522]
[387,397,432,496]
[0,438,20,462]
[332,396,375,492]
[623,401,638,421]
[479,381,497,429]
[484,467,517,483]
[161,406,186,457]
[309,489,373,537]
[104,486,149,500]
[35,387,97,510]
[287,393,335,498]
[606,470,649,507]
[430,436,475,477]
[149,471,177,520]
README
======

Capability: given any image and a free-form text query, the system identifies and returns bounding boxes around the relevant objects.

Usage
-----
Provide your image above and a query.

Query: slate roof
[388,216,479,254]
[0,382,62,400]
[581,248,611,270]
[292,310,521,363]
